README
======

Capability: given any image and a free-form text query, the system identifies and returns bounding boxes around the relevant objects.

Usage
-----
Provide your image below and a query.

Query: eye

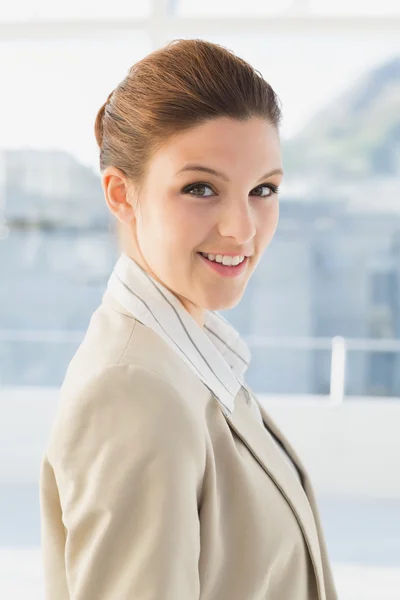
[182,182,214,198]
[251,183,280,198]
[181,181,280,199]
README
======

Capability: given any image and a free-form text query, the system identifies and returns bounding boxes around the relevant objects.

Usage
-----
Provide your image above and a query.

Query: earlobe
[118,202,136,224]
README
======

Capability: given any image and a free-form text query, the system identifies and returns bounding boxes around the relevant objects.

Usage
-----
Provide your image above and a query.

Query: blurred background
[0,1,399,598]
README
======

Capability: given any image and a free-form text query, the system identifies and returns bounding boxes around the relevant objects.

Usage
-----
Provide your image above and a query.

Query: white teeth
[200,252,245,266]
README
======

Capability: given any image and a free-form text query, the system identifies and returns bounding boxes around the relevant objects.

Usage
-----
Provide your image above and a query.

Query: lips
[198,252,249,278]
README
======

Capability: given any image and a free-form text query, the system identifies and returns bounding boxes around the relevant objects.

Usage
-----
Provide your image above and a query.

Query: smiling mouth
[197,252,248,266]
[197,252,250,277]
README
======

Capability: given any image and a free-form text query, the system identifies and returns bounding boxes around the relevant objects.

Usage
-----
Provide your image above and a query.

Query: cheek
[166,201,213,245]
[257,200,279,247]
[139,197,209,255]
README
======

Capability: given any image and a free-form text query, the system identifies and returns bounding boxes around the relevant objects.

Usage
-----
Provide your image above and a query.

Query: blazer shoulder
[49,291,211,461]
[64,291,208,404]
[47,363,206,475]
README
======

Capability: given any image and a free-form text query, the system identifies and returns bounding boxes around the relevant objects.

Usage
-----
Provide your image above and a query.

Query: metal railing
[2,330,400,404]
[244,335,400,405]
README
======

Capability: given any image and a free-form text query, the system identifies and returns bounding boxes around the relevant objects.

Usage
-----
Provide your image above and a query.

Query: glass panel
[346,349,400,397]
[0,335,83,387]
[176,0,297,17]
[2,30,399,389]
[0,35,151,387]
[310,0,400,16]
[243,345,332,395]
[0,0,150,21]
[0,34,151,171]
[172,31,400,145]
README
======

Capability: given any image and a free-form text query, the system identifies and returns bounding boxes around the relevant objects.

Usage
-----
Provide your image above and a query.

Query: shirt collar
[105,252,251,417]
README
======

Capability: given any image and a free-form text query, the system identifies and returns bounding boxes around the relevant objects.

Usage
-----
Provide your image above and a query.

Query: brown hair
[94,39,282,246]
[94,38,282,187]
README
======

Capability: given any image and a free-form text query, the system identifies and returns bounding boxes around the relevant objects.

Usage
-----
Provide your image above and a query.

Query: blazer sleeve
[43,363,205,600]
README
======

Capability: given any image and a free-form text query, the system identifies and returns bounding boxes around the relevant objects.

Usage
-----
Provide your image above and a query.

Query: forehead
[150,116,282,175]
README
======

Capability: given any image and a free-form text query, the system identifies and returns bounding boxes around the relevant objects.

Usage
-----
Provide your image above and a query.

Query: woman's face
[105,116,283,327]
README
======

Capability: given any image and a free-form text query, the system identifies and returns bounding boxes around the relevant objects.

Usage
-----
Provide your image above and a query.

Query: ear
[101,166,135,224]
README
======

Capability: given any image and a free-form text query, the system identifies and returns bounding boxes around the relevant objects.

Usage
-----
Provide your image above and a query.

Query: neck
[177,298,205,329]
[122,249,206,329]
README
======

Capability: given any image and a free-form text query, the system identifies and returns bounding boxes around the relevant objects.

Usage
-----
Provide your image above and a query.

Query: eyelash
[181,182,280,198]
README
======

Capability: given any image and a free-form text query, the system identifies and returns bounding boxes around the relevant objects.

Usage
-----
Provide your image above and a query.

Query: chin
[204,292,244,312]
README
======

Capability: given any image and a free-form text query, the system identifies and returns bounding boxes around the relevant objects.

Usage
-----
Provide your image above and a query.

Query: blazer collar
[227,387,327,600]
[105,252,251,418]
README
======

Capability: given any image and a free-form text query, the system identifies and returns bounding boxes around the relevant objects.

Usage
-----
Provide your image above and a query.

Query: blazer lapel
[102,289,327,598]
[225,388,326,600]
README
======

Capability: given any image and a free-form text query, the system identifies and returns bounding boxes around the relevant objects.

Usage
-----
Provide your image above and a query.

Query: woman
[39,39,338,600]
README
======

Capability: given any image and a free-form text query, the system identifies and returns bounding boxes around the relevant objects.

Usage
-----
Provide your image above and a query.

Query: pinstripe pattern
[106,252,252,417]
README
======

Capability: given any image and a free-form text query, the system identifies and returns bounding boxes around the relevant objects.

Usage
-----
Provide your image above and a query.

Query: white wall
[0,388,56,485]
[1,387,400,498]
[262,396,400,499]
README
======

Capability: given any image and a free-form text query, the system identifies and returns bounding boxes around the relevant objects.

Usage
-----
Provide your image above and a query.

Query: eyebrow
[175,164,284,182]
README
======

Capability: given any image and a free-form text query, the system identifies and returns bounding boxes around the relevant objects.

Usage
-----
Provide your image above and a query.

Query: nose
[217,198,256,244]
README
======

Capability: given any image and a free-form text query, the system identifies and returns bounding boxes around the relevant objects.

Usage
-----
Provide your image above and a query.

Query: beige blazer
[39,290,338,600]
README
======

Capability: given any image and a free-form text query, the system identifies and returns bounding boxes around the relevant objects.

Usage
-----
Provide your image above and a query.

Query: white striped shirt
[106,252,261,420]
